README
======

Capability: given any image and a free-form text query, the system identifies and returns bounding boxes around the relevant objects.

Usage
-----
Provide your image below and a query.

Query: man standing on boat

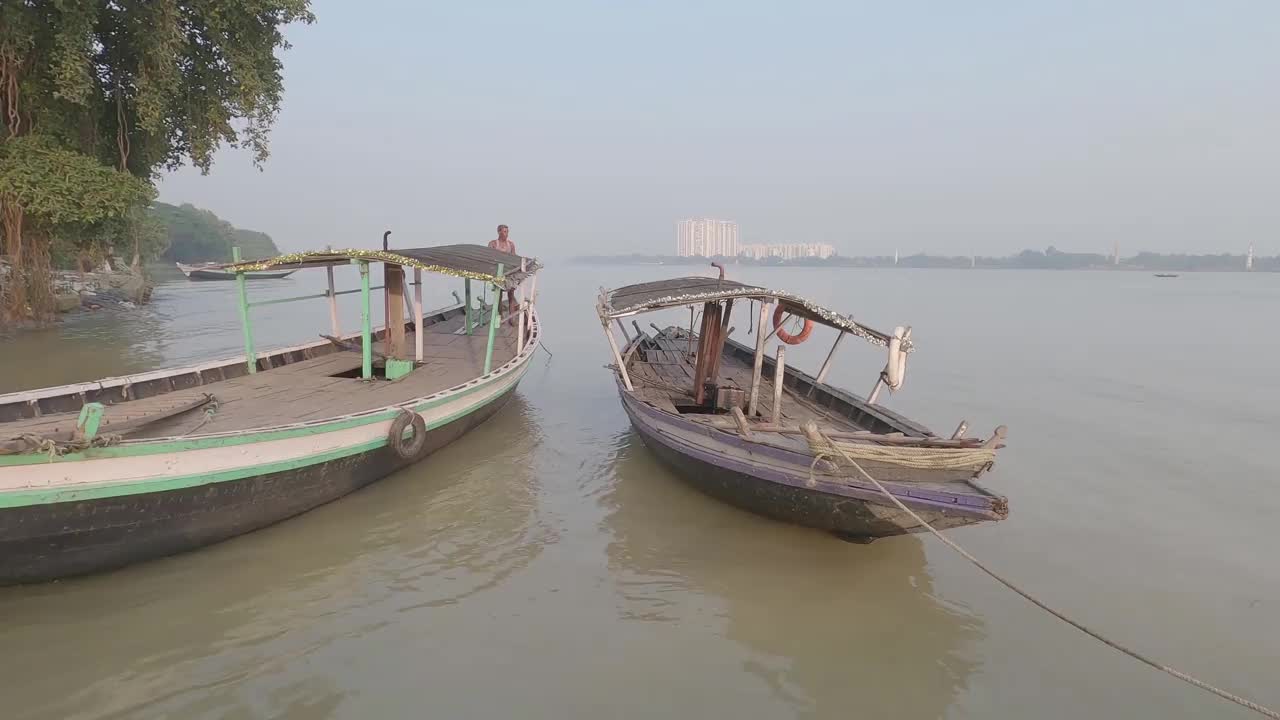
[488,224,518,316]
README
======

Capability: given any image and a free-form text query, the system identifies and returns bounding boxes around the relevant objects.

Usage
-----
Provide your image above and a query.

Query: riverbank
[1,258,154,322]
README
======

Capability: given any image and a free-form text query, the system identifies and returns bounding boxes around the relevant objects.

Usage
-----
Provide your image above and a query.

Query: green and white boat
[0,244,542,585]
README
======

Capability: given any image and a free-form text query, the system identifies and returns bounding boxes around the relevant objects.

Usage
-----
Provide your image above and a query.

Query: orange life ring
[772,305,814,345]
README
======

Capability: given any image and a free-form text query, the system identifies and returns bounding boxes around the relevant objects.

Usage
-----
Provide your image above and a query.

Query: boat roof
[224,244,540,288]
[600,276,899,349]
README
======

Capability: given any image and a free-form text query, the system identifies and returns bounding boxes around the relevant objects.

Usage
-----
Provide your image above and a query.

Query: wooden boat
[177,261,297,280]
[0,244,542,585]
[597,268,1008,541]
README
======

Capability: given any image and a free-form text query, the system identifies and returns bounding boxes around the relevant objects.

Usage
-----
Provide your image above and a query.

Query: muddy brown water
[0,265,1276,719]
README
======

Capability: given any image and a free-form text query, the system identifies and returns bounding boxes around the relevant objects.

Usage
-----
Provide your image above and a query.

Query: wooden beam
[384,263,406,359]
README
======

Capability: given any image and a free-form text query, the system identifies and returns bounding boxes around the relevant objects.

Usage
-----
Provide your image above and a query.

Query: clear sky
[157,0,1279,259]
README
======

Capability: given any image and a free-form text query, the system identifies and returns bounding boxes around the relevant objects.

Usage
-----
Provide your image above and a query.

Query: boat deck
[626,328,861,434]
[0,313,522,442]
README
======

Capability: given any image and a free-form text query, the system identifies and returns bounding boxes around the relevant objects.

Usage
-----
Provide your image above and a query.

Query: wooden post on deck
[357,260,373,380]
[232,246,257,374]
[692,302,721,405]
[708,298,732,384]
[747,302,771,416]
[771,345,786,425]
[413,268,424,363]
[385,263,407,359]
[464,278,473,335]
[483,263,505,374]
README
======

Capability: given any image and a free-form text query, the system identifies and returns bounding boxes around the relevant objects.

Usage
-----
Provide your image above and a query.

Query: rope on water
[812,427,1279,720]
[806,434,996,472]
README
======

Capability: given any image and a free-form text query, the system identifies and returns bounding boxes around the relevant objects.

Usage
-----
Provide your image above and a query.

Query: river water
[0,265,1276,719]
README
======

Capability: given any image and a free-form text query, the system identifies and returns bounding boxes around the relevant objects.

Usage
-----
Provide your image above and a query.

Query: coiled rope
[812,427,1279,719]
[807,434,996,472]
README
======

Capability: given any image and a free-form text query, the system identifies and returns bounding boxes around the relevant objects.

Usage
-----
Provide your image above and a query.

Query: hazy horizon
[157,1,1279,260]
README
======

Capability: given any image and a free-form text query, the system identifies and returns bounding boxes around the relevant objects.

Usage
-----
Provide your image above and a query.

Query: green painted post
[232,246,256,374]
[483,263,505,374]
[358,260,373,380]
[464,278,473,335]
[76,403,104,442]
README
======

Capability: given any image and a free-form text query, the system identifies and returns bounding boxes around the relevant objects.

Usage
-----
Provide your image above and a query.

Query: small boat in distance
[177,261,297,280]
[597,266,1009,541]
[0,244,542,585]
[1153,273,1179,278]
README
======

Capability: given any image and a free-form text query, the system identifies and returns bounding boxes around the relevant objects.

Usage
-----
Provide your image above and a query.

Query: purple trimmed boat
[596,269,1009,541]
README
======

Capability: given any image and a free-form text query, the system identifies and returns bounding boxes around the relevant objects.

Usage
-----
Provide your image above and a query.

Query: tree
[0,0,313,324]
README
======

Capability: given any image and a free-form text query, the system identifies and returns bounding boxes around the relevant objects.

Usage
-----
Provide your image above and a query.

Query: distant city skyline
[741,242,835,260]
[676,218,739,258]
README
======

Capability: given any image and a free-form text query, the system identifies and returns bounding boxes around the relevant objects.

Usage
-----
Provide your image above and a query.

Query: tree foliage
[151,201,279,263]
[0,0,313,323]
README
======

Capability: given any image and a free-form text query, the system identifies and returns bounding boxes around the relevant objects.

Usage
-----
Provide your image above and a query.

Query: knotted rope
[10,432,123,462]
[812,427,1278,719]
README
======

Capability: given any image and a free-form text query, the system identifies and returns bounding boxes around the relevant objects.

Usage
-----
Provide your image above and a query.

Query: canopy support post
[385,263,406,359]
[771,345,786,425]
[483,263,504,374]
[465,279,473,335]
[325,245,341,338]
[605,322,634,391]
[810,330,846,395]
[232,246,256,374]
[747,302,771,416]
[867,376,885,405]
[413,268,424,363]
[357,260,372,380]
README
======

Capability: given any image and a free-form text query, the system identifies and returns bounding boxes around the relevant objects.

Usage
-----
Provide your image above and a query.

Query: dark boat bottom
[0,388,515,586]
[629,415,979,540]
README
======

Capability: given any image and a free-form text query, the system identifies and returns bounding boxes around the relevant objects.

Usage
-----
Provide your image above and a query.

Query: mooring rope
[813,428,1279,719]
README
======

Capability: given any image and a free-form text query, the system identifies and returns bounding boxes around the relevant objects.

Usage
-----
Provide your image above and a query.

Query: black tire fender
[388,409,427,459]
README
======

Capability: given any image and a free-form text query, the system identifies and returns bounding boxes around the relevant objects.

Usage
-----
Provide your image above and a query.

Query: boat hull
[177,263,296,280]
[0,386,515,586]
[619,383,1003,540]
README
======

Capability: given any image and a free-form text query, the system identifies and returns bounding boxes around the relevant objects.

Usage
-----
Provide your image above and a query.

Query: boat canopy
[601,276,902,350]
[224,244,540,290]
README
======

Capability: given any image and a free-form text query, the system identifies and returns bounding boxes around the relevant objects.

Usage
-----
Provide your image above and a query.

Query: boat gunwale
[0,307,541,462]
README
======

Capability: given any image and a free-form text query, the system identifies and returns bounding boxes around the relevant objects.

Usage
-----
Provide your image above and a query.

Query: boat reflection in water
[600,430,985,717]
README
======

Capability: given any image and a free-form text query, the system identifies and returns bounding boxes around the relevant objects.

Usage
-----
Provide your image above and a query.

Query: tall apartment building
[676,218,739,257]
